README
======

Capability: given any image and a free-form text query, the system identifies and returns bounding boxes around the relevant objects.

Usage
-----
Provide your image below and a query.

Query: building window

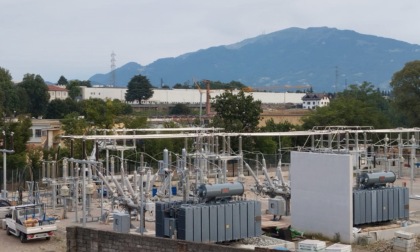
[35,129,42,138]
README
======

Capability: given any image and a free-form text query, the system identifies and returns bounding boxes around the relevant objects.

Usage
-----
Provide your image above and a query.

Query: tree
[8,116,32,154]
[78,80,92,87]
[57,75,68,85]
[120,116,148,129]
[45,98,79,119]
[212,90,262,132]
[78,98,133,128]
[390,60,420,127]
[257,119,305,163]
[173,82,191,89]
[60,112,92,159]
[0,67,15,115]
[109,99,133,115]
[170,104,191,115]
[65,80,91,100]
[125,75,154,104]
[67,80,82,100]
[80,98,113,128]
[0,67,12,83]
[18,74,50,117]
[0,67,28,116]
[196,80,247,90]
[2,116,32,181]
[10,86,30,116]
[61,112,90,135]
[301,82,393,129]
[211,90,262,155]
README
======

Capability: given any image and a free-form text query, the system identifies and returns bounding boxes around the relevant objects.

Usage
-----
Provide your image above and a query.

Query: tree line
[1,60,420,182]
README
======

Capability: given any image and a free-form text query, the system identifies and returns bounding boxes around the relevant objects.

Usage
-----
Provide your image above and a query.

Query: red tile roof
[48,85,68,91]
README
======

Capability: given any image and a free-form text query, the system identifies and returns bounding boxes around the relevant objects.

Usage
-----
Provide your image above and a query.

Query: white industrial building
[79,86,306,105]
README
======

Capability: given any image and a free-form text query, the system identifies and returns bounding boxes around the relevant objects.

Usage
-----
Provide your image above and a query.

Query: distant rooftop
[47,85,67,91]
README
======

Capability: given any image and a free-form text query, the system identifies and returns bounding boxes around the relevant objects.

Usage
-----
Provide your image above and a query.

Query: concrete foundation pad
[356,223,420,241]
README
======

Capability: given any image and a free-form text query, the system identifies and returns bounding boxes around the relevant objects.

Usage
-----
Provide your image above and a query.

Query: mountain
[89,27,420,91]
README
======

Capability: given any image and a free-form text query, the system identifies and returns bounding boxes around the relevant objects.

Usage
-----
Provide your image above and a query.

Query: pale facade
[27,119,62,149]
[47,85,68,101]
[79,86,306,105]
[302,93,330,109]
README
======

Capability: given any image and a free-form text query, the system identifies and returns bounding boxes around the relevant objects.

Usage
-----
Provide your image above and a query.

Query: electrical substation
[5,126,420,248]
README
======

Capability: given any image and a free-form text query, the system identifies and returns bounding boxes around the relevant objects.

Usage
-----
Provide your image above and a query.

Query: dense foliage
[301,82,393,129]
[45,98,80,119]
[0,67,20,116]
[196,80,247,90]
[18,74,50,117]
[125,75,154,104]
[212,90,262,133]
[170,104,191,115]
[2,61,420,180]
[390,60,420,127]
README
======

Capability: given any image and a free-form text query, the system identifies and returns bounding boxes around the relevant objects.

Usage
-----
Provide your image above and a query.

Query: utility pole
[1,131,15,199]
[195,81,204,126]
[205,80,211,116]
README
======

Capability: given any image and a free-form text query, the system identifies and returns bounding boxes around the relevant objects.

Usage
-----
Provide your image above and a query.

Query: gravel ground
[0,221,67,252]
[1,172,419,251]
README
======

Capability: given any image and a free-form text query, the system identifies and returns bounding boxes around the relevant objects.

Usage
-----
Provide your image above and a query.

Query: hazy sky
[1,0,419,83]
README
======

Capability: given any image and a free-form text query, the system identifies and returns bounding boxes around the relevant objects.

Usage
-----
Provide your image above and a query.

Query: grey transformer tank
[198,182,244,202]
[359,171,396,188]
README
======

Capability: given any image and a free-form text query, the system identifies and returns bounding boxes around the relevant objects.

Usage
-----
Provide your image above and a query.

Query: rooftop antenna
[110,51,116,87]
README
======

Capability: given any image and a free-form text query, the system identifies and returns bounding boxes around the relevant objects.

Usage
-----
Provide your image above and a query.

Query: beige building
[27,119,62,149]
[47,85,68,101]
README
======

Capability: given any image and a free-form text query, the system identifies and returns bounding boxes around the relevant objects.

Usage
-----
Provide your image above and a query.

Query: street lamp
[2,131,15,199]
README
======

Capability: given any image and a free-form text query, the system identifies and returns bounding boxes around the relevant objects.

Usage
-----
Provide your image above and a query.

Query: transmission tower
[110,51,116,86]
[334,66,339,93]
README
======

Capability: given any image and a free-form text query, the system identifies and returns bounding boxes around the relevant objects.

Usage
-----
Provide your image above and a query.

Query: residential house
[27,119,62,149]
[302,93,330,109]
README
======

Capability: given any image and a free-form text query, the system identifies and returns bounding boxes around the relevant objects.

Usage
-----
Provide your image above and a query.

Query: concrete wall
[290,151,353,243]
[66,226,261,252]
[80,86,305,104]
